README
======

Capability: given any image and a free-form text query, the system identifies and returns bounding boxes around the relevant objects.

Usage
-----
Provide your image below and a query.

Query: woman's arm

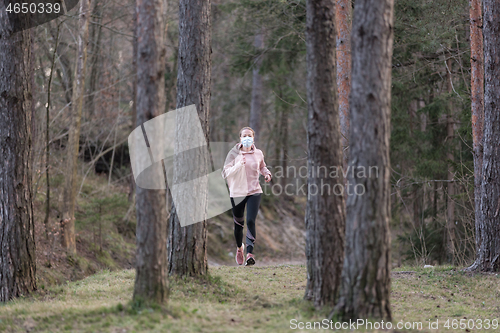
[259,152,271,177]
[221,155,244,179]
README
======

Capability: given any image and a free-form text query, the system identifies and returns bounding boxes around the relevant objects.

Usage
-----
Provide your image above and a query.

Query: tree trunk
[44,24,61,240]
[413,183,422,230]
[303,0,346,309]
[0,8,36,302]
[419,98,427,131]
[49,21,73,106]
[334,0,394,320]
[250,28,264,145]
[128,2,138,205]
[167,0,211,277]
[468,0,500,272]
[445,56,456,265]
[85,0,103,121]
[336,0,351,167]
[467,0,485,271]
[131,4,138,131]
[281,104,288,187]
[60,0,92,255]
[133,0,169,304]
[408,99,417,137]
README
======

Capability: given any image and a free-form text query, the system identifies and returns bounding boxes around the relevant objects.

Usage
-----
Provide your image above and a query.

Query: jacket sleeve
[221,157,244,179]
[259,152,271,177]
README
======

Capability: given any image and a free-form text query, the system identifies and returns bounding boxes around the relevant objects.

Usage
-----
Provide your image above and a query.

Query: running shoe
[235,244,245,265]
[245,253,255,266]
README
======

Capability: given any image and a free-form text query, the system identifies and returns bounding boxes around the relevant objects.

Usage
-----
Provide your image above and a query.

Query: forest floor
[32,156,307,289]
[0,264,498,332]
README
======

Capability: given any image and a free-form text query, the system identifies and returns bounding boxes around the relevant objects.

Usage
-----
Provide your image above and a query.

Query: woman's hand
[240,156,246,165]
[265,174,271,182]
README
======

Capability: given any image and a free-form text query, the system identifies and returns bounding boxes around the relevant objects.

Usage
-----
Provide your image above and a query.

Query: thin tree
[168,0,212,277]
[333,0,394,320]
[85,0,103,121]
[0,7,36,302]
[445,55,456,264]
[44,23,61,240]
[250,27,264,145]
[60,0,92,255]
[468,0,500,272]
[303,0,346,308]
[336,0,351,167]
[133,0,169,304]
[128,1,139,204]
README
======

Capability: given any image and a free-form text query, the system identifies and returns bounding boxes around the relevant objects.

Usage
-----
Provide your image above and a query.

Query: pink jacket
[221,143,271,197]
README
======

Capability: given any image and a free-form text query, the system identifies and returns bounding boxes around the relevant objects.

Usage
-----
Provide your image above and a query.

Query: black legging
[230,193,262,254]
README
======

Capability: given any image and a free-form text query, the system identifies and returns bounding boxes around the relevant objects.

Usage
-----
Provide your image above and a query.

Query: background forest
[2,0,499,331]
[29,0,474,282]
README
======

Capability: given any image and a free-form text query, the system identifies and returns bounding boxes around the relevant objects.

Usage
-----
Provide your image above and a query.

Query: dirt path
[208,258,306,267]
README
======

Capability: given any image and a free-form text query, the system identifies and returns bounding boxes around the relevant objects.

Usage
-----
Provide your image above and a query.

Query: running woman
[221,127,272,266]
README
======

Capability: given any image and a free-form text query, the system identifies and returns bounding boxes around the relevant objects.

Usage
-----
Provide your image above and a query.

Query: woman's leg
[231,196,248,248]
[245,193,262,254]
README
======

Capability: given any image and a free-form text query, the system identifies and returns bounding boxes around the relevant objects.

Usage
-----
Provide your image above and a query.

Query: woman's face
[240,129,254,141]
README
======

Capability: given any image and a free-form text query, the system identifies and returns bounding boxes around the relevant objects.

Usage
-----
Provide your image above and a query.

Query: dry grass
[0,265,499,332]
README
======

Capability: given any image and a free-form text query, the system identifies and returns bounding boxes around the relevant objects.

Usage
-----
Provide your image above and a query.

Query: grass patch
[0,265,498,332]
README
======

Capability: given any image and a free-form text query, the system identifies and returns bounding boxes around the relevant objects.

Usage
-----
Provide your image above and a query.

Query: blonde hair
[239,126,255,138]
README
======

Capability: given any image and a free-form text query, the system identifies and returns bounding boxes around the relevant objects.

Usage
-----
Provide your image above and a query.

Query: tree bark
[303,0,346,309]
[413,183,422,230]
[445,56,456,265]
[0,7,36,302]
[250,28,264,145]
[334,0,394,320]
[167,0,211,277]
[281,104,288,187]
[131,4,138,131]
[60,0,92,255]
[336,0,351,168]
[468,0,500,272]
[467,0,485,271]
[44,24,60,240]
[85,0,103,121]
[133,0,169,304]
[128,1,138,205]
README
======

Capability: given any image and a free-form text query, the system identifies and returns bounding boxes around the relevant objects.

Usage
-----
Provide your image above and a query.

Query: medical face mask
[241,136,254,148]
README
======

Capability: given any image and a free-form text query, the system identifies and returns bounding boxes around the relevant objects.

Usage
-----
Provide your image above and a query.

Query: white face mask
[241,136,253,148]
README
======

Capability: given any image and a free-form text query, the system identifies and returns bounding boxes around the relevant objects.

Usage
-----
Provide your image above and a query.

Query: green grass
[0,265,498,332]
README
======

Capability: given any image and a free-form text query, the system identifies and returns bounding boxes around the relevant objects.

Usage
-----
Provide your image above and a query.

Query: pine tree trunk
[0,8,36,302]
[336,0,351,167]
[304,0,346,309]
[469,0,500,272]
[334,0,394,320]
[133,0,169,304]
[60,0,92,255]
[445,57,456,265]
[467,0,485,271]
[131,4,138,131]
[250,28,264,145]
[167,0,211,277]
